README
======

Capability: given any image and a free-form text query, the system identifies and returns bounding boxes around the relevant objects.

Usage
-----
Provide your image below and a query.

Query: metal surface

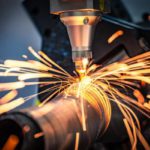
[60,11,101,71]
[0,88,148,150]
[50,0,110,72]
[0,95,106,150]
[50,0,110,15]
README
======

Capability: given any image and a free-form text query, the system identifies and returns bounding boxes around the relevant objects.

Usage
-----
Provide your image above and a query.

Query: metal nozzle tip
[74,58,89,76]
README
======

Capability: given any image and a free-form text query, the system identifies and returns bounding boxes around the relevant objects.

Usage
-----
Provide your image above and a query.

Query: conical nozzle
[60,11,101,71]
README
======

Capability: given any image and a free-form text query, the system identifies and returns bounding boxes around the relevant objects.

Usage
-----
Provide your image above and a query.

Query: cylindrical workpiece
[0,95,106,150]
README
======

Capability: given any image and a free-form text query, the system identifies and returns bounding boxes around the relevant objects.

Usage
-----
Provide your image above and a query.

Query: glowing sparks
[80,96,86,131]
[23,125,31,133]
[75,132,80,150]
[0,90,18,104]
[22,55,28,59]
[34,132,44,139]
[0,82,25,91]
[108,30,124,44]
[4,60,50,71]
[0,98,25,114]
[0,47,149,149]
[123,118,134,147]
[0,47,75,111]
[67,51,150,148]
[133,90,145,104]
[18,73,52,81]
[147,95,150,99]
[144,101,150,109]
[2,135,19,150]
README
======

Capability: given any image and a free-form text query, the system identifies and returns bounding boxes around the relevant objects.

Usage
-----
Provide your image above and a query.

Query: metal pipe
[0,95,106,150]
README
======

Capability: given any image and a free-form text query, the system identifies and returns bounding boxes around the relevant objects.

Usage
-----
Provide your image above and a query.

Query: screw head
[83,17,89,24]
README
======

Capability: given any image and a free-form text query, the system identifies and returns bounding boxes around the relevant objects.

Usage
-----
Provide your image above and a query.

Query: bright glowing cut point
[82,58,89,69]
[79,76,92,86]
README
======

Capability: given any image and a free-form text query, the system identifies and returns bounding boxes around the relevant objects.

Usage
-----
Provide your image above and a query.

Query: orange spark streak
[38,51,73,79]
[2,135,19,150]
[0,90,18,104]
[23,125,31,133]
[123,118,134,147]
[144,101,150,109]
[34,132,44,139]
[108,30,124,44]
[0,98,25,114]
[0,82,25,91]
[4,60,50,71]
[81,97,86,131]
[133,90,145,104]
[136,126,150,150]
[28,46,52,68]
[147,95,150,99]
[18,73,52,81]
[75,132,80,150]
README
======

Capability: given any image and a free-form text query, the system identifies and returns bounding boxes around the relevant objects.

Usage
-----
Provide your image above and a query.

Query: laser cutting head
[50,0,110,73]
[60,11,101,74]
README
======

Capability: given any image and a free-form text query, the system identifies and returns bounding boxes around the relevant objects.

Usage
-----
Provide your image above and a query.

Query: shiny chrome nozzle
[60,11,101,70]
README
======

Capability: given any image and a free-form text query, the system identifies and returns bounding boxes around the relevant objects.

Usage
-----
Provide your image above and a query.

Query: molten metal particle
[2,135,19,150]
[75,132,80,150]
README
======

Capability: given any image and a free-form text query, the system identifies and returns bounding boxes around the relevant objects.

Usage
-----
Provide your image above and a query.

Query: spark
[80,96,86,131]
[133,89,145,104]
[23,125,31,133]
[0,90,18,104]
[144,101,150,109]
[0,98,25,114]
[0,82,25,91]
[22,55,28,59]
[0,47,149,149]
[2,135,19,150]
[147,94,150,99]
[75,132,80,150]
[108,30,124,44]
[34,132,44,139]
[123,118,134,147]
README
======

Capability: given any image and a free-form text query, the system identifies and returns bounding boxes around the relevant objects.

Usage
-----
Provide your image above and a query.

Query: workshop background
[0,0,150,150]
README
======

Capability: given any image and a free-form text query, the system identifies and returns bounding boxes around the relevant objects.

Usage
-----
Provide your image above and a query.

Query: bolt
[83,17,89,24]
